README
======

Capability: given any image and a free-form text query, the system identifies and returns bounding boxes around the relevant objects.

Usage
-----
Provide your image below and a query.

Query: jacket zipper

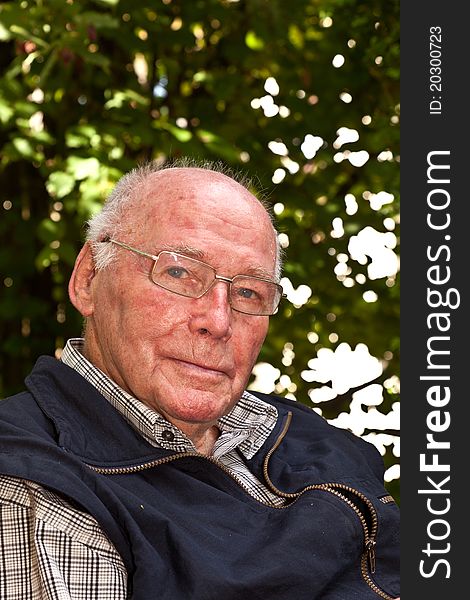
[86,451,284,507]
[85,413,295,507]
[379,494,395,504]
[261,412,395,599]
[85,411,394,599]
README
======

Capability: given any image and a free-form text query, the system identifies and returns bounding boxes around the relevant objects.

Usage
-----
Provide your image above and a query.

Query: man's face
[78,170,277,432]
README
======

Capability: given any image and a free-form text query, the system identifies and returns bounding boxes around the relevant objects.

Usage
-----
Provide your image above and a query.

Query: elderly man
[0,161,400,599]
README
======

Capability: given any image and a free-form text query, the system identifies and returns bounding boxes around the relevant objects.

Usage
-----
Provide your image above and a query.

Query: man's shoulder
[0,356,81,449]
[250,390,385,476]
[1,355,75,406]
[1,356,55,418]
[0,354,108,435]
[0,388,60,464]
[0,387,44,425]
[249,390,359,448]
[249,390,335,429]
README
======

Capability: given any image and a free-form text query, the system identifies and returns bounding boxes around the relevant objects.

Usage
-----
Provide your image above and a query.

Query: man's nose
[189,281,233,339]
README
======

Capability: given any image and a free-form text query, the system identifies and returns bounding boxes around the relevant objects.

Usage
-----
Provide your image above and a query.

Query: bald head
[87,161,282,279]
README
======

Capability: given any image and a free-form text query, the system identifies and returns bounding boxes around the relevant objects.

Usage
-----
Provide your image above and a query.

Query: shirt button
[161,429,175,442]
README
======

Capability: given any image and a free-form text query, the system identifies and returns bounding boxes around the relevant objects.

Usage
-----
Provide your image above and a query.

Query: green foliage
[0,0,400,499]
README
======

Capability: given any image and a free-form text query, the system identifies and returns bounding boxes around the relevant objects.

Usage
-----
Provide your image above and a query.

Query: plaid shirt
[0,339,281,599]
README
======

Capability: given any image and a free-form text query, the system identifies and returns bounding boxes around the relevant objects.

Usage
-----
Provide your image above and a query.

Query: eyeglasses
[103,237,284,316]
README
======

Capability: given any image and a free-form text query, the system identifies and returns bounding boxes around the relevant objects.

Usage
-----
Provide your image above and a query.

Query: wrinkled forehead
[128,168,276,248]
[144,168,262,212]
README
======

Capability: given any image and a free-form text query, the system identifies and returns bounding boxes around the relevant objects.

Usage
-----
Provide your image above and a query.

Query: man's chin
[160,387,238,426]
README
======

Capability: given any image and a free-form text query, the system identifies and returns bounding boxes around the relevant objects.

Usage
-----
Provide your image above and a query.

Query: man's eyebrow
[243,265,277,280]
[157,243,276,280]
[158,243,205,259]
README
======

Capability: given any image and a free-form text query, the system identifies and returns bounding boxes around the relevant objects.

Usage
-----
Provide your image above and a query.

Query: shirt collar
[60,338,277,459]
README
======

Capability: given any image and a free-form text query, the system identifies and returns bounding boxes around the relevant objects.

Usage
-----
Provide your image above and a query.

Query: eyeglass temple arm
[101,236,158,261]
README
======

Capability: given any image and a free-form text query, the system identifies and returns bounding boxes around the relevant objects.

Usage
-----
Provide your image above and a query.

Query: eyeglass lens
[151,252,280,315]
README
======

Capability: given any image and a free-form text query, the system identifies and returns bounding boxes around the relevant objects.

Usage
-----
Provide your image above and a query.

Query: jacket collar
[25,356,287,469]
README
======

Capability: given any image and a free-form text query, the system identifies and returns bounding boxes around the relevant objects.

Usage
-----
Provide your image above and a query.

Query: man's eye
[237,287,258,300]
[166,267,189,279]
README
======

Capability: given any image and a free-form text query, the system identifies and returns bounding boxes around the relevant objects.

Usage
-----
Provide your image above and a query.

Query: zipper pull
[366,539,376,573]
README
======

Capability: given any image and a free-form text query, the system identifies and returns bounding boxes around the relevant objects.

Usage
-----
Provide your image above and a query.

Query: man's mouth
[171,358,230,378]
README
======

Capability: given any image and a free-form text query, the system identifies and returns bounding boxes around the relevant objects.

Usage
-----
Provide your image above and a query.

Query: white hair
[86,158,284,279]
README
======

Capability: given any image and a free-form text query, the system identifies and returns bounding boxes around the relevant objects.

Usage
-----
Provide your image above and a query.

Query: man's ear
[68,242,97,317]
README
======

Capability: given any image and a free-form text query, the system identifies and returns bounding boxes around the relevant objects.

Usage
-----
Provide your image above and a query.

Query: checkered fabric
[0,477,127,599]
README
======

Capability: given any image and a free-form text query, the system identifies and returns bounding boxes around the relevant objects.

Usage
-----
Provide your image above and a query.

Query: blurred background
[0,0,400,500]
